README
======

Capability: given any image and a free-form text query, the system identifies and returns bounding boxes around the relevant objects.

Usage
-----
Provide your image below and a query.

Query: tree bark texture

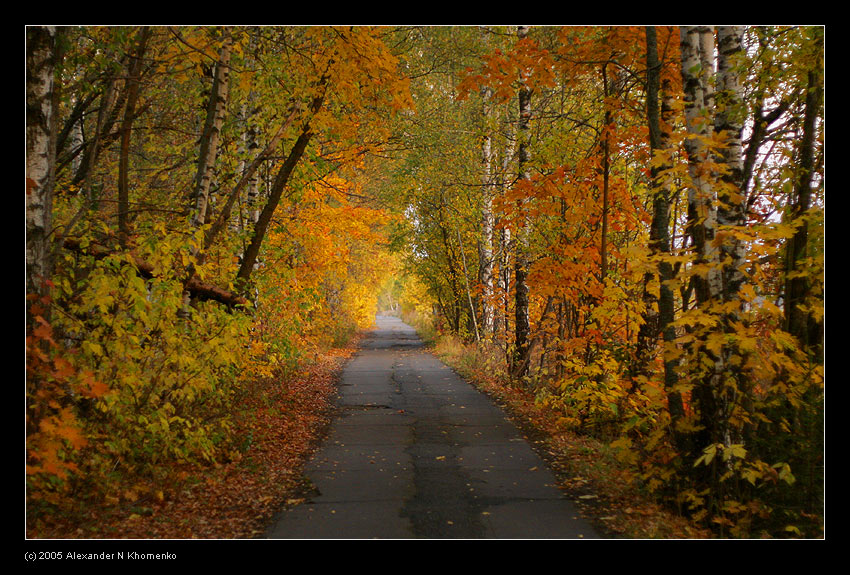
[637,27,684,422]
[513,25,532,380]
[191,30,232,230]
[26,26,58,301]
[680,25,721,306]
[681,26,750,455]
[478,84,496,337]
[714,26,748,304]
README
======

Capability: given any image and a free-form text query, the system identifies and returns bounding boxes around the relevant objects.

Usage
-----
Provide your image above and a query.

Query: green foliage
[27,228,252,508]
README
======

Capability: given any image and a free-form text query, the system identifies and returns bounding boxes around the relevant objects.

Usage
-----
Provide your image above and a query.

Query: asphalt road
[265,314,601,539]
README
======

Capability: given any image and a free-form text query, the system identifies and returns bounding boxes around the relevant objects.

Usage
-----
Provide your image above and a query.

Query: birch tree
[26,26,59,303]
[180,28,233,313]
[478,81,496,337]
[679,25,752,457]
[680,25,721,307]
[190,28,232,231]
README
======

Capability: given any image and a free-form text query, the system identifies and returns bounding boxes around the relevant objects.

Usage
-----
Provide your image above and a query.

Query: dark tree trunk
[513,25,532,380]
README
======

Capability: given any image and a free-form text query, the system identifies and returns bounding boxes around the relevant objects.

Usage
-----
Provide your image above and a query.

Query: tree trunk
[236,128,313,286]
[494,124,516,341]
[784,46,824,358]
[26,26,59,303]
[204,105,299,252]
[236,72,331,288]
[237,100,262,235]
[478,83,496,337]
[180,29,232,314]
[71,45,125,197]
[458,229,481,342]
[709,26,749,451]
[714,26,748,303]
[680,25,724,455]
[680,26,720,306]
[512,26,533,380]
[190,29,232,230]
[637,27,684,422]
[681,26,750,456]
[117,27,151,248]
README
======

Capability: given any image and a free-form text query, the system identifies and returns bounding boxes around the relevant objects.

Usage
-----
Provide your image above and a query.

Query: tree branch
[61,237,248,309]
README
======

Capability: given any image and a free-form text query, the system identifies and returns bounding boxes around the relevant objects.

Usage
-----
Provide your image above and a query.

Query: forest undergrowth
[26,335,361,540]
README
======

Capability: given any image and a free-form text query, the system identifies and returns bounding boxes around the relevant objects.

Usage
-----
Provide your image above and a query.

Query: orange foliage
[253,175,397,363]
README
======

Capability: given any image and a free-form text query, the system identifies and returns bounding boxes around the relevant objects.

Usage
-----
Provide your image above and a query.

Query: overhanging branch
[60,237,249,309]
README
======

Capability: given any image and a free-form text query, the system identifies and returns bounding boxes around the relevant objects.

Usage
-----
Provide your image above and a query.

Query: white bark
[680,25,721,301]
[714,26,748,449]
[478,83,495,336]
[26,26,57,297]
[494,123,516,338]
[233,101,261,234]
[70,95,84,176]
[715,26,748,298]
[183,30,232,314]
[191,30,232,230]
[681,26,750,452]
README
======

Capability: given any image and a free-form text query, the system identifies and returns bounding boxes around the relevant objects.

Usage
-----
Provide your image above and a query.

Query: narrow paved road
[265,315,601,539]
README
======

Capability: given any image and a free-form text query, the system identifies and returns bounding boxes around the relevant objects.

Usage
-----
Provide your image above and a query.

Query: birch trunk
[190,30,232,230]
[71,57,123,195]
[680,25,725,452]
[710,26,748,450]
[204,105,300,252]
[494,123,516,340]
[681,26,750,454]
[26,26,58,301]
[478,84,496,337]
[181,30,232,314]
[239,102,262,232]
[69,95,85,176]
[714,26,748,302]
[680,25,721,305]
[458,229,481,342]
[234,36,262,239]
